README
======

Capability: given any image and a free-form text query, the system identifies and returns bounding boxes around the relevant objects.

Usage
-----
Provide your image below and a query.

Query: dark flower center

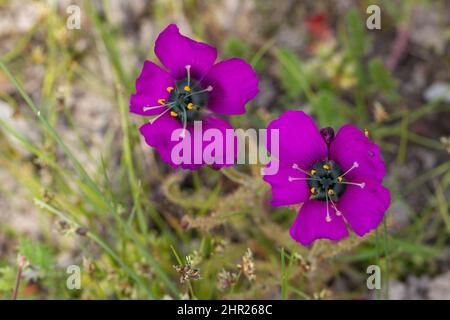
[145,66,213,138]
[167,78,210,124]
[289,158,364,222]
[288,125,367,223]
[307,160,346,201]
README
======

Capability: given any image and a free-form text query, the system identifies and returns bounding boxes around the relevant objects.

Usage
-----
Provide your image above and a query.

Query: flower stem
[382,217,390,299]
[187,281,197,300]
[220,167,251,185]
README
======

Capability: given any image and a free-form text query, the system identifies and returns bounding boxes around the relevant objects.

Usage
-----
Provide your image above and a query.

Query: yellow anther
[310,187,316,194]
[166,86,174,93]
[323,164,330,170]
[187,103,193,110]
[364,128,369,138]
[157,98,166,105]
[337,176,343,182]
[311,169,317,175]
[170,111,178,117]
[184,85,191,92]
[328,189,334,195]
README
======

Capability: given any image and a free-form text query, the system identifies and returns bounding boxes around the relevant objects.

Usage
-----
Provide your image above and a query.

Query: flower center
[167,78,210,124]
[144,65,213,137]
[307,160,346,202]
[288,160,365,223]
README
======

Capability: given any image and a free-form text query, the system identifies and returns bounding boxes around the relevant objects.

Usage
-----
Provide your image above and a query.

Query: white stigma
[328,195,342,217]
[143,105,166,112]
[339,181,365,189]
[339,161,360,178]
[148,104,175,124]
[185,85,213,98]
[185,65,191,87]
[292,163,313,177]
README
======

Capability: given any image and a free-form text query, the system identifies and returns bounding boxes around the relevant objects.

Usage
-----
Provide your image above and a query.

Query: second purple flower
[263,111,391,246]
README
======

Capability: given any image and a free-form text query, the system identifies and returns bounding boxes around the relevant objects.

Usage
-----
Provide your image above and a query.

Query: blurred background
[0,0,449,299]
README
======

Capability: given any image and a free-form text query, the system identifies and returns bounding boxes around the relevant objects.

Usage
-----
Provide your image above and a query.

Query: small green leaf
[346,9,367,58]
[18,238,54,272]
[275,48,314,101]
[224,37,250,59]
[369,58,398,91]
[0,267,16,291]
[311,91,348,127]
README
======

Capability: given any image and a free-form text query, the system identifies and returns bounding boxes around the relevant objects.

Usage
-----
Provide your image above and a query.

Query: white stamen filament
[148,104,176,124]
[292,163,313,177]
[180,107,188,138]
[288,176,320,182]
[325,193,332,222]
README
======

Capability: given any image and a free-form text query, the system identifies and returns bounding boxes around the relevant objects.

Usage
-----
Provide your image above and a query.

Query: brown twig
[386,27,410,71]
[11,256,27,300]
[385,7,416,71]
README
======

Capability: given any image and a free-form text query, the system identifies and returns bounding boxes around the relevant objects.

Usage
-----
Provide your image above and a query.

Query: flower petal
[201,58,259,115]
[139,113,182,168]
[263,164,310,206]
[130,61,174,116]
[290,200,349,246]
[267,110,327,169]
[139,114,235,170]
[155,24,217,80]
[331,124,386,182]
[337,179,390,237]
[199,115,236,169]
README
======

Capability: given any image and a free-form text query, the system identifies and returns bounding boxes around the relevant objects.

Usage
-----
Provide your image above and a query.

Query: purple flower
[130,24,259,169]
[263,111,390,246]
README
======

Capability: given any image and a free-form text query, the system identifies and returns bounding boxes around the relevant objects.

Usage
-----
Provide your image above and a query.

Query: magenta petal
[331,125,386,182]
[196,115,236,169]
[139,113,182,168]
[267,110,327,169]
[140,114,235,170]
[155,24,217,80]
[201,58,259,115]
[263,165,310,206]
[130,61,174,116]
[290,200,349,246]
[337,179,390,237]
[165,115,234,170]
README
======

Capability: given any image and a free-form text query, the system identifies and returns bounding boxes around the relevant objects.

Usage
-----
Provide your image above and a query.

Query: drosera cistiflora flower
[130,24,259,169]
[263,111,390,246]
